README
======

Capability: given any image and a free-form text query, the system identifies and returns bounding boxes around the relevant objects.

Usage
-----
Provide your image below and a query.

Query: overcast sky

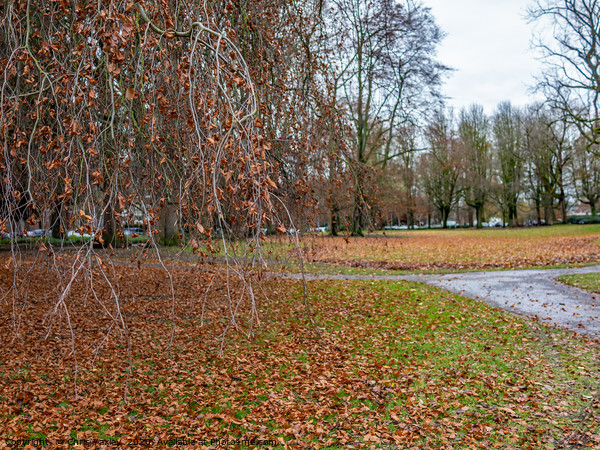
[424,0,546,115]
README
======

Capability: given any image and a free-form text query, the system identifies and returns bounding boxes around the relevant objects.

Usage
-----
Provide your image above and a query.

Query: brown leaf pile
[1,259,599,448]
[299,231,600,271]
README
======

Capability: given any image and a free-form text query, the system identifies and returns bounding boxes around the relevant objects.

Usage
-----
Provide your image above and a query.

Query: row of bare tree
[376,102,599,229]
[310,0,600,232]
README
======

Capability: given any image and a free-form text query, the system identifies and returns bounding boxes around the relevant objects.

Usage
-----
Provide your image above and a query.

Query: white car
[384,225,409,230]
[26,229,51,238]
[66,230,94,238]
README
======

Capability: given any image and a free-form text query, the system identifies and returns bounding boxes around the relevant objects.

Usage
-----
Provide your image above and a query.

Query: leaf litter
[1,258,599,448]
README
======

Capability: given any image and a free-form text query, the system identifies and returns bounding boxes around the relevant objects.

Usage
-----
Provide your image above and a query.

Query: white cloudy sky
[424,0,547,114]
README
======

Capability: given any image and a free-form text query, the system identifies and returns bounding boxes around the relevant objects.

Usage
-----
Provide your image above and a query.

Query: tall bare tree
[326,0,448,235]
[422,109,462,228]
[529,0,600,151]
[523,105,573,223]
[379,125,422,228]
[458,104,490,228]
[572,136,600,215]
[492,102,524,226]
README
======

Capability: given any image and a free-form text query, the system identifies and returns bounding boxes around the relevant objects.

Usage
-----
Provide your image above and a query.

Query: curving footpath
[293,265,600,339]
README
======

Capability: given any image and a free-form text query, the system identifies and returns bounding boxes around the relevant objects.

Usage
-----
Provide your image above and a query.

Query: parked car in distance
[66,230,94,238]
[26,229,51,238]
[124,227,146,237]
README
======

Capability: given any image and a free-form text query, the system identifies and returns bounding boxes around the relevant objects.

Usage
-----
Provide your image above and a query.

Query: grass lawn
[559,272,600,294]
[1,263,599,448]
[374,224,600,238]
[0,235,149,248]
[294,261,600,277]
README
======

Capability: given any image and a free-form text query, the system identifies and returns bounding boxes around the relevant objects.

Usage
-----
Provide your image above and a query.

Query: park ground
[294,224,600,273]
[1,225,600,448]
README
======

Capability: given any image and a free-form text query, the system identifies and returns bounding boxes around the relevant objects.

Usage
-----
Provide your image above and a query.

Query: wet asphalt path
[413,266,600,338]
[295,265,600,338]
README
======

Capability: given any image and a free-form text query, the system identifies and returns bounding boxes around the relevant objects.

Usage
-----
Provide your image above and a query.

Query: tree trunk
[352,190,364,236]
[441,207,449,229]
[407,209,414,229]
[101,206,117,246]
[544,205,554,225]
[100,181,117,246]
[51,203,62,239]
[157,203,179,245]
[351,216,364,236]
[475,206,482,228]
[509,204,518,227]
[559,195,567,223]
[330,213,339,237]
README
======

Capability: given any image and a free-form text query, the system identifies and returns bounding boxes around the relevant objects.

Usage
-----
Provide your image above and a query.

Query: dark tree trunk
[102,206,117,246]
[330,213,339,237]
[352,190,364,236]
[508,204,518,227]
[559,195,567,223]
[101,180,117,246]
[441,207,450,229]
[51,203,62,239]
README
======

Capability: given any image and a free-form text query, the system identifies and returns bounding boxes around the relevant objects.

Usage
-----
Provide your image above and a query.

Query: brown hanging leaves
[125,87,138,100]
[118,193,126,210]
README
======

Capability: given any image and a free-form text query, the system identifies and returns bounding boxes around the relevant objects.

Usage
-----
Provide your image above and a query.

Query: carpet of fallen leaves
[1,257,600,448]
[297,226,600,271]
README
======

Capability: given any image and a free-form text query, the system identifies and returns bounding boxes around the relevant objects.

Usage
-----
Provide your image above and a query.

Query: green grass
[0,236,93,247]
[219,279,600,446]
[283,280,600,446]
[287,261,600,277]
[559,272,600,293]
[0,235,149,247]
[374,223,600,238]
